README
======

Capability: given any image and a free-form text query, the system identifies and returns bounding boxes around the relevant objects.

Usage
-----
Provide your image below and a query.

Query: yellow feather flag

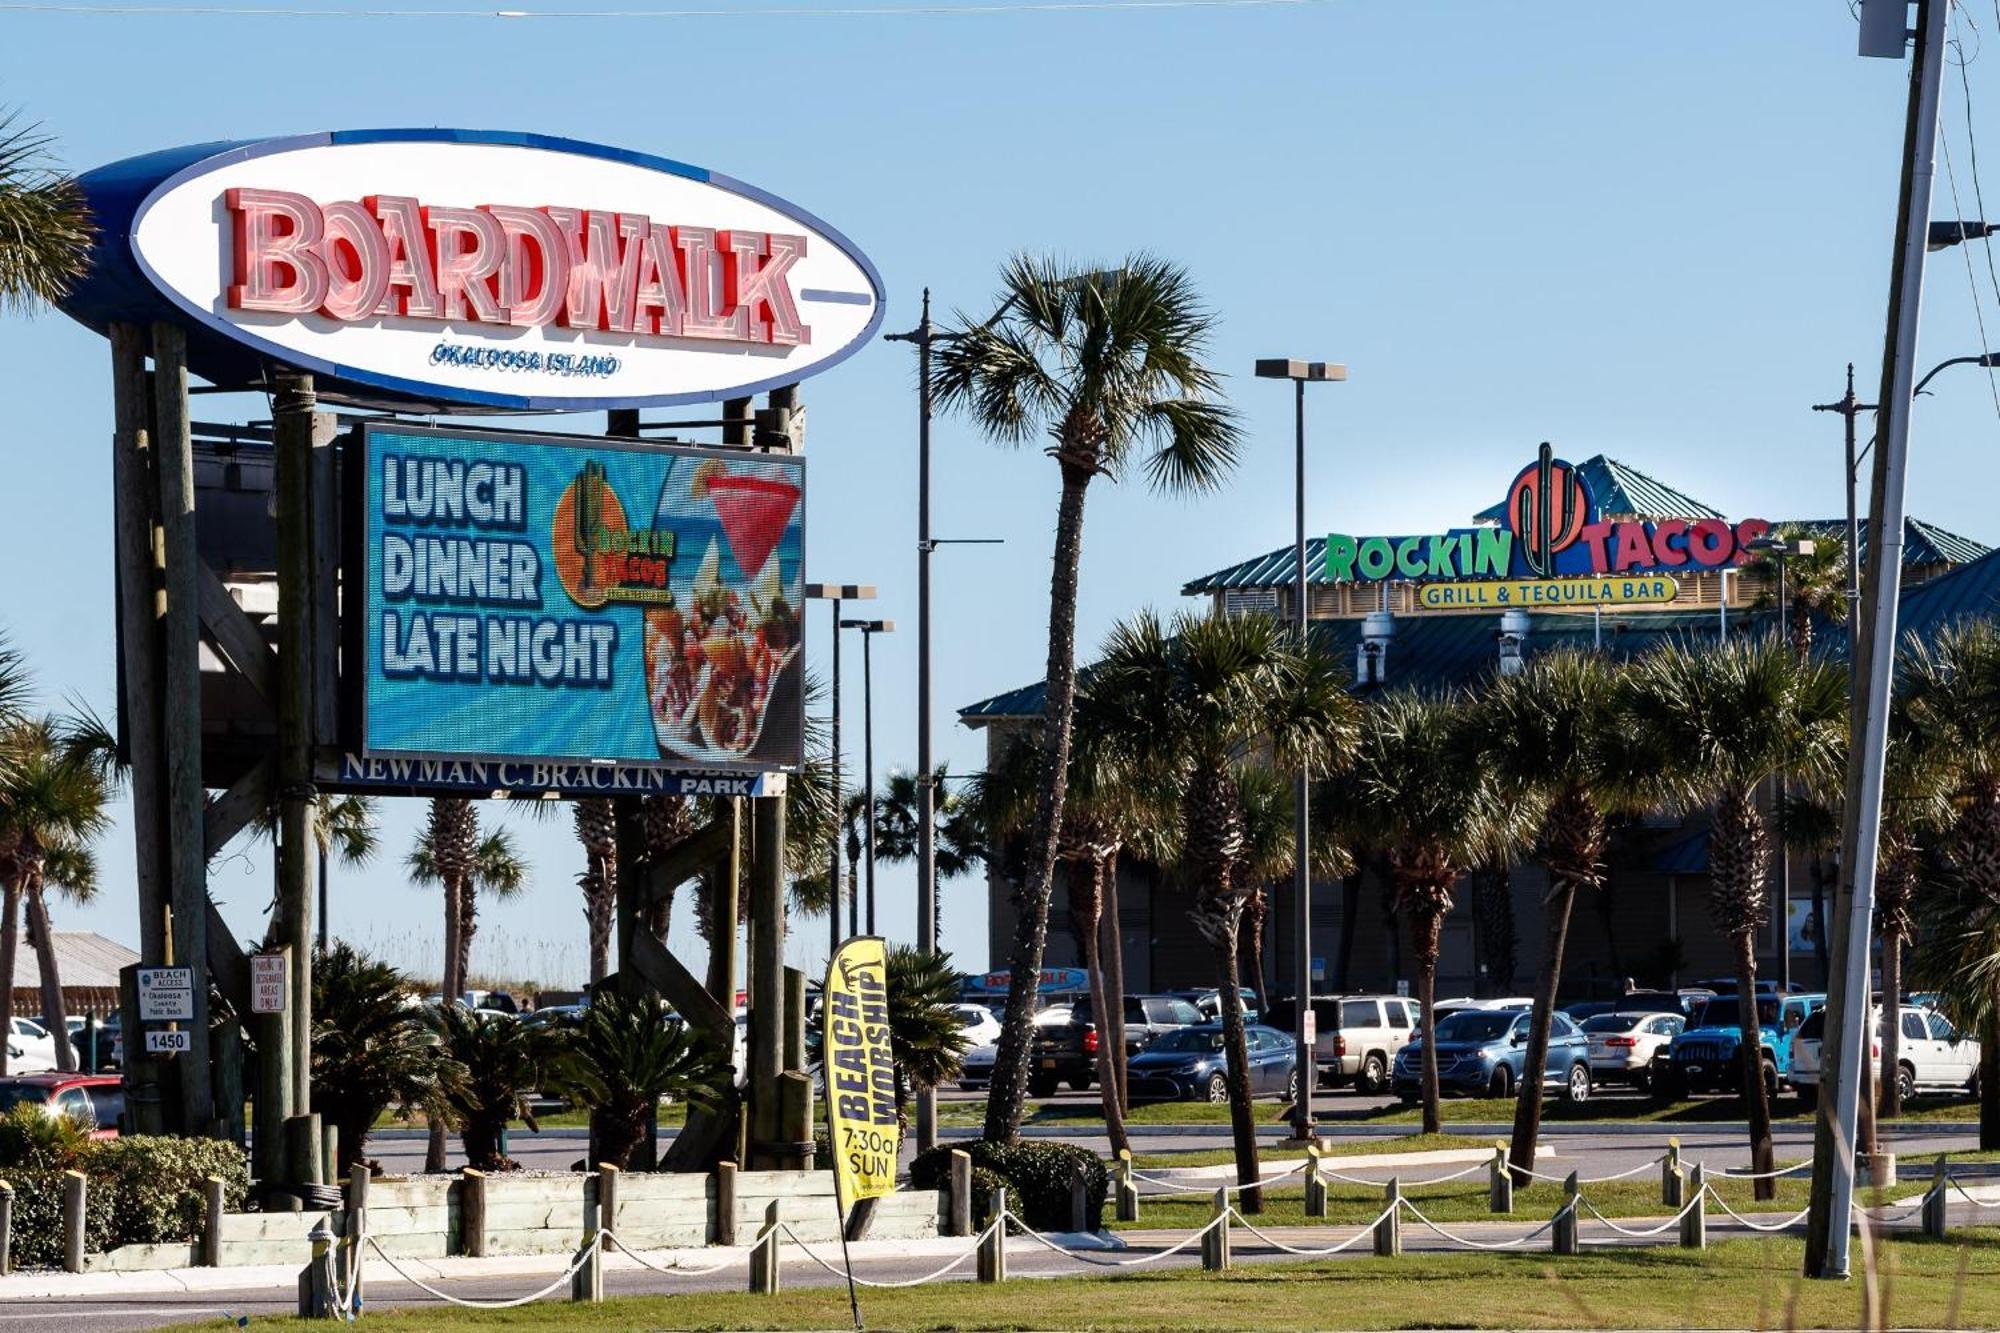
[822,936,899,1204]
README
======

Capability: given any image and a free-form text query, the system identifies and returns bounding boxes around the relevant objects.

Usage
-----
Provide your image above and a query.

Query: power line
[1951,3,2000,321]
[1937,8,2000,422]
[0,0,1332,17]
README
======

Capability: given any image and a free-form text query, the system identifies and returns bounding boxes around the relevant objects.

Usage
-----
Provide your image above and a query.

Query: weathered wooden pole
[201,1176,225,1267]
[61,1170,86,1273]
[949,1150,973,1236]
[149,323,213,1134]
[108,323,170,968]
[747,794,786,1168]
[713,1160,738,1246]
[460,1169,487,1257]
[0,1178,15,1274]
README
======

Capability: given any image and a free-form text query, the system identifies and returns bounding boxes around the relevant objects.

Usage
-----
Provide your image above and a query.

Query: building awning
[10,933,139,991]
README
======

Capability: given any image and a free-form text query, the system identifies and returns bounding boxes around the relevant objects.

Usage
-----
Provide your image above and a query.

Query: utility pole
[1806,0,1946,1280]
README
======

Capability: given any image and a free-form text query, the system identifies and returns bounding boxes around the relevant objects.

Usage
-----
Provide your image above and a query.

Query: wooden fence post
[598,1163,621,1253]
[714,1160,738,1246]
[0,1179,14,1275]
[62,1170,86,1273]
[459,1169,486,1258]
[320,1126,338,1190]
[1202,1187,1230,1271]
[977,1187,1007,1283]
[1068,1164,1089,1233]
[1489,1142,1512,1214]
[1663,1138,1683,1207]
[569,1227,603,1304]
[1680,1163,1706,1249]
[949,1150,973,1236]
[201,1176,224,1267]
[1373,1176,1401,1258]
[345,1163,369,1312]
[1922,1154,1949,1239]
[1115,1148,1140,1223]
[1305,1146,1328,1219]
[1553,1171,1580,1255]
[749,1200,781,1293]
[296,1216,335,1318]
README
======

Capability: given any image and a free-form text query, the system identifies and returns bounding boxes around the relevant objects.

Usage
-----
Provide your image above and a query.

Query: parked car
[0,1073,124,1137]
[1190,987,1261,1023]
[1791,1004,1981,1107]
[1561,1000,1620,1023]
[952,1004,1004,1050]
[1127,1024,1300,1103]
[1393,1008,1593,1102]
[1265,994,1417,1093]
[1581,1011,1684,1090]
[1433,996,1533,1018]
[957,1042,997,1092]
[1030,994,1204,1096]
[1621,989,1713,1020]
[1660,991,1823,1098]
[4,1017,60,1073]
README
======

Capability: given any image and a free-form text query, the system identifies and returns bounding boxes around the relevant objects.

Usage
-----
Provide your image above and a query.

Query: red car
[0,1073,124,1139]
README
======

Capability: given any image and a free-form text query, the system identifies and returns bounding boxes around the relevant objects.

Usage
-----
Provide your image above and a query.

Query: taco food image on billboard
[640,456,804,766]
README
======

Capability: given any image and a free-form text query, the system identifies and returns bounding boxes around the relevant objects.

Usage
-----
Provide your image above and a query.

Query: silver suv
[1265,994,1418,1093]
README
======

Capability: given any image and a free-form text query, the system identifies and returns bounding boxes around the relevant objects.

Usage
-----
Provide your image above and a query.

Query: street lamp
[840,618,895,937]
[1746,535,1817,994]
[1254,356,1348,1145]
[805,583,874,962]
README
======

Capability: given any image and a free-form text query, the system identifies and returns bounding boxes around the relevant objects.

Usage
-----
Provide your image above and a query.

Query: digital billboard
[353,423,804,773]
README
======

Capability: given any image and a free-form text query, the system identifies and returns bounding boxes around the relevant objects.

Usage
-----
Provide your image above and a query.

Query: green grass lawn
[1124,1132,1492,1170]
[251,1231,2000,1329]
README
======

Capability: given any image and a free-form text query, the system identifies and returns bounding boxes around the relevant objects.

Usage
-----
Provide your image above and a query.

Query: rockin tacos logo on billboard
[357,423,803,773]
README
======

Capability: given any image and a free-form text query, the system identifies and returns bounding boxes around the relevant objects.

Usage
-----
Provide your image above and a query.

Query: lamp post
[805,583,874,963]
[1254,356,1347,1144]
[1746,535,1816,995]
[841,618,895,936]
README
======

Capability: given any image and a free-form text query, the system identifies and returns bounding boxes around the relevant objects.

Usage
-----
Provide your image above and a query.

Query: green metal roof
[1472,455,1725,524]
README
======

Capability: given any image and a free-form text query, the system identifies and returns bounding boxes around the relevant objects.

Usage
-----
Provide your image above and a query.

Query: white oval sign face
[125,132,884,410]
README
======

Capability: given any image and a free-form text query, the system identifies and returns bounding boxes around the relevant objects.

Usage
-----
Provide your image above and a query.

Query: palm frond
[0,110,93,312]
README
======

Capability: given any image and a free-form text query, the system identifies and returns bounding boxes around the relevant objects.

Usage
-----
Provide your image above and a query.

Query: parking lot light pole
[841,618,895,936]
[1254,357,1347,1143]
[806,584,874,962]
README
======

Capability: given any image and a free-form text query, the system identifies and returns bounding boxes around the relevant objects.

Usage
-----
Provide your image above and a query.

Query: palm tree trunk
[1210,928,1264,1213]
[1411,897,1445,1137]
[1334,869,1361,992]
[24,880,73,1073]
[583,861,613,987]
[1808,855,1831,990]
[1509,872,1577,1183]
[456,877,477,998]
[1100,852,1129,1114]
[1981,1006,2000,1151]
[1879,931,1903,1120]
[0,876,19,1078]
[1732,931,1777,1200]
[984,464,1092,1146]
[1382,879,1404,983]
[1077,862,1128,1156]
[441,871,464,1004]
[1242,883,1271,1019]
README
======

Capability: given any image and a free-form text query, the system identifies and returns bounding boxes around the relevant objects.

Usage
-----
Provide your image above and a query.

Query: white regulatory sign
[145,1029,191,1054]
[1302,1009,1318,1047]
[250,954,287,1015]
[136,967,195,1022]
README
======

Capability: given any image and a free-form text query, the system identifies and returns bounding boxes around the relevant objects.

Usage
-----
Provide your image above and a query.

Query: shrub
[910,1140,1106,1231]
[0,1103,91,1171]
[8,1167,114,1270]
[90,1136,249,1246]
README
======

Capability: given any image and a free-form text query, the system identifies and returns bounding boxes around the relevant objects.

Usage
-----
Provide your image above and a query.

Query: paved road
[8,1194,1993,1333]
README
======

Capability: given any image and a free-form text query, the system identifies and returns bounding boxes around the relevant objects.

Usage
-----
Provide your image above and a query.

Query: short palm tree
[311,942,439,1175]
[1088,608,1355,1207]
[573,798,617,985]
[544,988,728,1170]
[420,1003,565,1171]
[885,946,970,1126]
[1745,525,1849,659]
[1348,692,1522,1136]
[1473,649,1637,1181]
[1623,635,1846,1192]
[933,255,1242,1145]
[408,813,526,1003]
[0,112,92,313]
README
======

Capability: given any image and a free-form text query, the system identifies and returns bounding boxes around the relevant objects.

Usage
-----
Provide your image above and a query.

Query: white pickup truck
[1791,1003,1980,1106]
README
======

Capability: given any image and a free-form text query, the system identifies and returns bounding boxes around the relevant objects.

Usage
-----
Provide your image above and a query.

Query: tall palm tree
[933,255,1242,1144]
[0,112,92,313]
[1624,635,1846,1192]
[1745,526,1849,660]
[869,765,989,934]
[311,795,379,951]
[1348,692,1521,1135]
[407,815,526,1001]
[1088,608,1355,1207]
[1900,620,2000,1144]
[1473,649,1636,1181]
[573,798,617,985]
[0,715,109,1074]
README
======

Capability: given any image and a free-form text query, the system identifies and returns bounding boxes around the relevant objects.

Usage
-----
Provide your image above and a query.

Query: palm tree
[311,795,379,951]
[544,988,728,1170]
[869,765,989,934]
[311,942,440,1176]
[408,811,525,1003]
[0,715,109,1074]
[933,255,1242,1144]
[573,798,617,985]
[885,946,970,1126]
[1088,608,1355,1207]
[1624,635,1846,1192]
[1347,692,1521,1135]
[1473,649,1636,1181]
[1745,526,1849,660]
[1900,620,2000,1143]
[0,112,92,313]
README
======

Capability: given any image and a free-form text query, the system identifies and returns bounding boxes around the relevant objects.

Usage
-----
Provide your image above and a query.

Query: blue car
[1661,991,1824,1098]
[1393,1008,1593,1102]
[1126,1024,1299,1103]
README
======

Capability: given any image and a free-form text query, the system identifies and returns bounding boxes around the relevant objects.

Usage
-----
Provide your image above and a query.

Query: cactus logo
[1505,443,1593,578]
[553,463,676,609]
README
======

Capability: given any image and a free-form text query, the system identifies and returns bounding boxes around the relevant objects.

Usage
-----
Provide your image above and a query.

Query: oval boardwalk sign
[61,130,885,411]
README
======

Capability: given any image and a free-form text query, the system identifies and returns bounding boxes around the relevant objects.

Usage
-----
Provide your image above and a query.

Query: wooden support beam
[747,795,785,1168]
[196,560,276,703]
[205,757,272,862]
[109,323,170,966]
[309,424,340,747]
[150,323,213,1135]
[205,899,251,1016]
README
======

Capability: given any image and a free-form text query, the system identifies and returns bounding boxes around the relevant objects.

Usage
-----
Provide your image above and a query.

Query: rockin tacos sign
[61,131,884,411]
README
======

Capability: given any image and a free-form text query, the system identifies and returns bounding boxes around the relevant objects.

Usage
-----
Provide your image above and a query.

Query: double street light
[840,617,895,937]
[804,582,875,964]
[1744,534,1816,995]
[1254,357,1348,1145]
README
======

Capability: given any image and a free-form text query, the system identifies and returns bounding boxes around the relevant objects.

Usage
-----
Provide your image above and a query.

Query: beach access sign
[823,937,898,1205]
[352,422,804,773]
[59,130,884,412]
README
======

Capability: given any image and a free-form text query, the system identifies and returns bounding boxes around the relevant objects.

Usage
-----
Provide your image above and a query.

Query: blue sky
[3,2,1998,988]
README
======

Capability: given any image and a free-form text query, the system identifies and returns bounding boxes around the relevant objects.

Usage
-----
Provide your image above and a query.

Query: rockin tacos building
[960,451,1997,1001]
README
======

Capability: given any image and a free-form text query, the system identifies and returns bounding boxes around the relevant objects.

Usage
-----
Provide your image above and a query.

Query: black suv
[1029,994,1203,1096]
